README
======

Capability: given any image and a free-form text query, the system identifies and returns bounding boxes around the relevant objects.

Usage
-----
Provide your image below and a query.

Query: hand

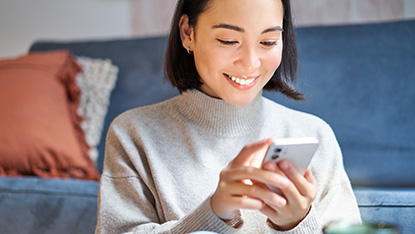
[261,160,317,230]
[211,138,290,220]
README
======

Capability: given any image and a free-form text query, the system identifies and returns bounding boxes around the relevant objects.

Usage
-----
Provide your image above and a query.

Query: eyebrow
[212,24,283,33]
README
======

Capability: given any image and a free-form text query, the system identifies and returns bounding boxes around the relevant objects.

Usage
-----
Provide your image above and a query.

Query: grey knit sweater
[95,90,361,234]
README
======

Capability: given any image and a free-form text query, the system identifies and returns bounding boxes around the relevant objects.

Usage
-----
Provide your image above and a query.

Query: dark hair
[165,0,304,101]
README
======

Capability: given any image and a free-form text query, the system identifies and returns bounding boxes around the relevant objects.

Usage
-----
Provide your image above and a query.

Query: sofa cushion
[354,187,415,234]
[0,51,99,180]
[0,177,98,234]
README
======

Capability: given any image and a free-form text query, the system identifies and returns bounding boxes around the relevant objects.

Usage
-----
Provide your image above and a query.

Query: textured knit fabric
[76,56,118,162]
[95,90,361,234]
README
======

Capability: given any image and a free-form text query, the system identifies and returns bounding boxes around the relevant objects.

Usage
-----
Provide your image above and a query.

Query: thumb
[231,138,274,168]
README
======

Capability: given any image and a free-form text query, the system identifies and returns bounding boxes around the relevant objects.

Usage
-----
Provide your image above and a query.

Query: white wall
[1,0,415,59]
[291,0,415,26]
[130,0,177,38]
[0,0,132,58]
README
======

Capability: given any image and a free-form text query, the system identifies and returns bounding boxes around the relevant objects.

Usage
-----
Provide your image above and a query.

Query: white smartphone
[262,137,319,194]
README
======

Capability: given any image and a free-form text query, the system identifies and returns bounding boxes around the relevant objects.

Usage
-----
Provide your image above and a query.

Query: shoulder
[261,97,334,137]
[106,96,182,143]
[112,96,177,127]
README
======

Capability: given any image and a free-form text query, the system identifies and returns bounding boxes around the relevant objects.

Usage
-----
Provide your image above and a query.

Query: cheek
[194,53,214,81]
[195,47,228,76]
[265,49,283,71]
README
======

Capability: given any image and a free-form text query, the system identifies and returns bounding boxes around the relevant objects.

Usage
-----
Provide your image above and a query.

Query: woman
[95,0,361,233]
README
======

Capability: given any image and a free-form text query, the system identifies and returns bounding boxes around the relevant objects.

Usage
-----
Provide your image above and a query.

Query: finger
[262,160,278,171]
[231,138,274,167]
[212,190,264,219]
[229,181,287,208]
[304,166,316,186]
[228,195,265,211]
[218,182,266,210]
[262,160,284,176]
[259,204,279,219]
[278,160,315,198]
[224,166,290,190]
[261,161,288,192]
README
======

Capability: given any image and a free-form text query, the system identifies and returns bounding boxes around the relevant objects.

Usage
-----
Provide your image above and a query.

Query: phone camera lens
[275,148,282,153]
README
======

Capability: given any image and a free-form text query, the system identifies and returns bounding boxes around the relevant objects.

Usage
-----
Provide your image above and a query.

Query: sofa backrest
[30,20,415,188]
[264,20,415,187]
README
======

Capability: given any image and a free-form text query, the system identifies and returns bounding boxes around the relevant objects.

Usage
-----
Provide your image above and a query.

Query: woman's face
[185,0,284,106]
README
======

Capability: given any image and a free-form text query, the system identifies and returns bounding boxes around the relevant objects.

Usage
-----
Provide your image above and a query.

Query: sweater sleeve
[95,123,240,234]
[312,122,362,227]
[267,206,321,234]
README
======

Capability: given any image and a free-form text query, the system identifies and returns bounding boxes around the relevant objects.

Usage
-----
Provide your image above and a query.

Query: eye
[217,39,238,45]
[260,41,278,47]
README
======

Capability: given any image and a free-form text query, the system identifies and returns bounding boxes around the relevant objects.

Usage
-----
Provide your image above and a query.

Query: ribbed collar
[172,89,265,136]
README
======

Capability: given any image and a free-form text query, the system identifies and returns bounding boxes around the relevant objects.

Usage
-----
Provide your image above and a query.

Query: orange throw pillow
[0,51,100,180]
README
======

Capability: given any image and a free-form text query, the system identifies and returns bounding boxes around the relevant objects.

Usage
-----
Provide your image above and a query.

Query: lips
[224,73,257,86]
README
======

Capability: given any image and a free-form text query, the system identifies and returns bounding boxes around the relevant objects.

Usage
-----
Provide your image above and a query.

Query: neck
[173,89,265,136]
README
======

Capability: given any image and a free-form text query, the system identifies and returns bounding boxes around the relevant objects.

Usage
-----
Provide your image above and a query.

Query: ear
[179,14,194,51]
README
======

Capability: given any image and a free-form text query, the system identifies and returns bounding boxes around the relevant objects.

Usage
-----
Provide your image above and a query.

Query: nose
[234,44,261,73]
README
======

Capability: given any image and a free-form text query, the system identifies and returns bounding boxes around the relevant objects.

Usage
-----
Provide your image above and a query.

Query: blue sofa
[1,20,414,233]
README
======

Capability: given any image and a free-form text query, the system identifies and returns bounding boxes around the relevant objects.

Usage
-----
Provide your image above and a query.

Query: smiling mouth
[224,74,256,86]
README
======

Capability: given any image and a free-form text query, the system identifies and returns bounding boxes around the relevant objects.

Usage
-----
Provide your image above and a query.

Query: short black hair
[165,0,304,101]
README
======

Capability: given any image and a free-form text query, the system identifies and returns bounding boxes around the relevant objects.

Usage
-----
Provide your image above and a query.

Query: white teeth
[228,74,255,86]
